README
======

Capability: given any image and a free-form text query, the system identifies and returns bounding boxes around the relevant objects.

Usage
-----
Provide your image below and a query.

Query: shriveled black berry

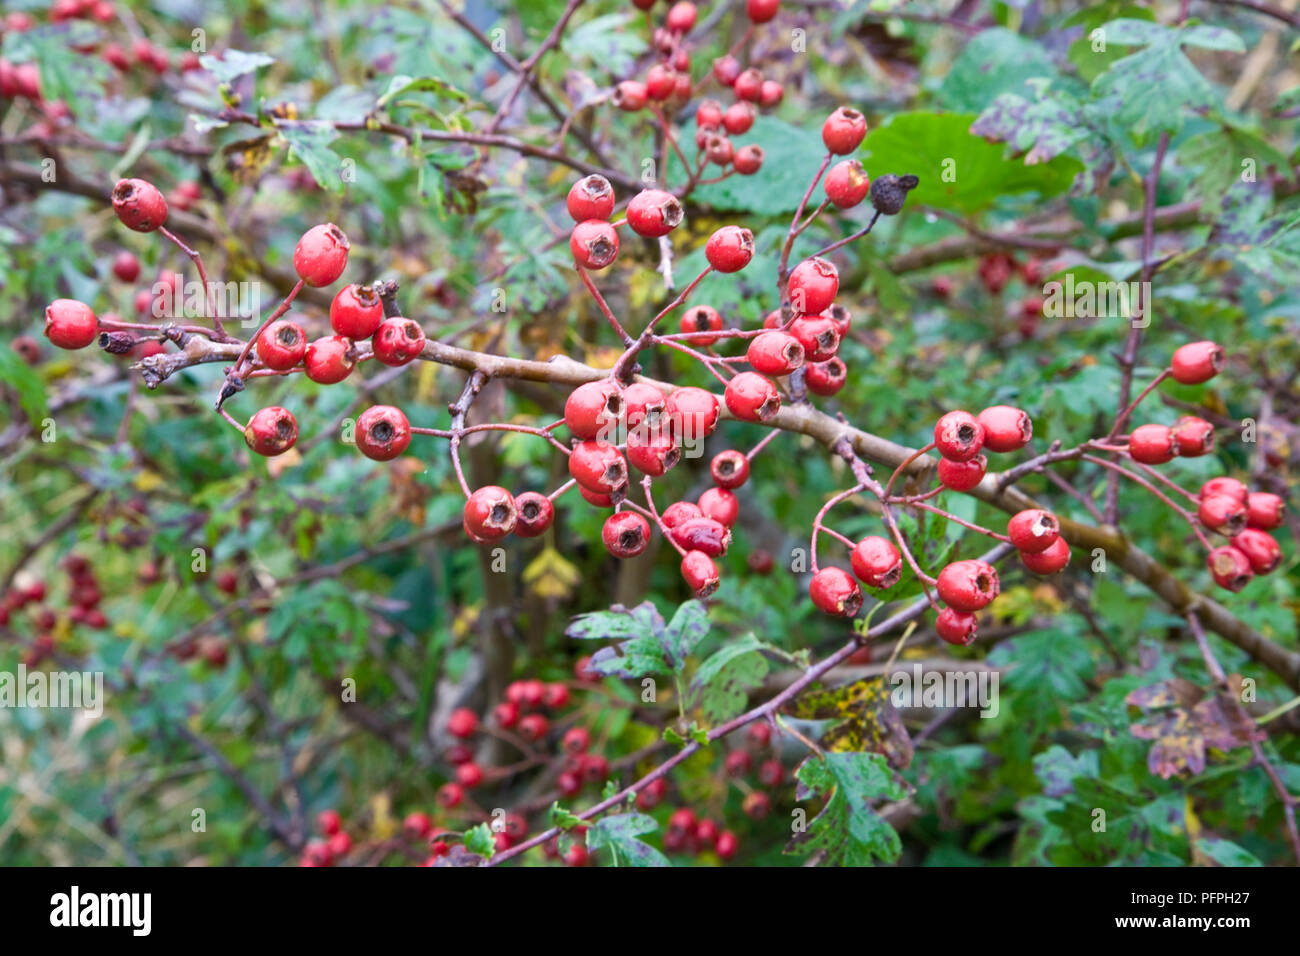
[869,174,919,216]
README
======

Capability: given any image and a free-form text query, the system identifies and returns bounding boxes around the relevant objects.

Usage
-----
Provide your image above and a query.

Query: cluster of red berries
[931,252,1050,337]
[1127,342,1223,464]
[1201,479,1284,592]
[1,555,109,666]
[300,809,355,867]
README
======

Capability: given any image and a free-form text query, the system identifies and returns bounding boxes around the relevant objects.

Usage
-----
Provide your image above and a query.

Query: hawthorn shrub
[1,0,1298,868]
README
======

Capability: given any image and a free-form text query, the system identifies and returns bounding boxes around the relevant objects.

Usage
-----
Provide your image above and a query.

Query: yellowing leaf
[524,546,581,601]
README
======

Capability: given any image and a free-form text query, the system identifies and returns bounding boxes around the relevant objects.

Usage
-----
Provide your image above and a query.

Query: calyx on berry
[935,560,999,612]
[355,405,412,461]
[602,511,651,558]
[1171,416,1214,457]
[1007,509,1060,554]
[463,486,518,541]
[824,159,870,208]
[1128,423,1177,464]
[1198,494,1247,535]
[244,406,298,456]
[850,536,901,589]
[565,380,624,440]
[710,450,750,489]
[111,178,168,232]
[681,549,720,597]
[933,410,985,463]
[747,331,805,376]
[788,315,840,362]
[330,283,384,339]
[294,223,350,287]
[809,567,862,617]
[681,305,723,346]
[805,358,847,396]
[628,189,685,237]
[304,335,357,384]
[1230,529,1281,574]
[1206,545,1253,592]
[570,219,620,270]
[372,317,426,366]
[665,386,719,442]
[705,226,754,273]
[821,106,867,154]
[568,440,630,498]
[1170,340,1223,385]
[514,492,555,537]
[567,174,615,222]
[256,319,307,370]
[725,372,780,422]
[976,405,1032,452]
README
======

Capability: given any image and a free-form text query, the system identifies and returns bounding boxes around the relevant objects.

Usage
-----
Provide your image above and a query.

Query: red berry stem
[810,208,883,261]
[777,152,832,288]
[883,441,937,499]
[808,483,867,573]
[157,225,230,342]
[230,278,306,374]
[902,500,1012,544]
[575,266,635,348]
[548,478,578,502]
[1108,367,1172,439]
[638,477,687,557]
[1080,453,1212,550]
[1129,459,1200,503]
[745,427,781,461]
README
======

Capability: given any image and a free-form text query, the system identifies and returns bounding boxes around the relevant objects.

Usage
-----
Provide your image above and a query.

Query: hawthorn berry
[562,727,591,754]
[936,607,979,646]
[455,762,484,789]
[1200,477,1248,503]
[698,487,739,527]
[666,386,720,441]
[821,107,867,154]
[404,812,433,839]
[514,491,555,537]
[705,225,754,273]
[1172,416,1214,457]
[1129,423,1177,464]
[518,713,550,741]
[570,440,629,498]
[463,486,518,541]
[328,832,353,859]
[734,145,765,175]
[355,405,411,461]
[294,223,350,287]
[317,810,342,836]
[743,791,771,819]
[733,69,763,103]
[806,358,848,396]
[11,335,40,365]
[711,450,750,489]
[934,411,985,463]
[747,331,804,376]
[789,315,840,362]
[111,178,167,232]
[1007,509,1060,554]
[672,517,731,556]
[757,758,784,787]
[623,382,667,430]
[1198,494,1247,535]
[665,1,696,33]
[244,406,298,456]
[645,64,676,101]
[694,100,724,130]
[938,455,986,492]
[723,372,779,423]
[304,334,356,384]
[810,566,862,617]
[869,174,919,216]
[824,160,870,208]
[746,0,780,23]
[935,560,999,612]
[628,189,684,237]
[851,536,901,589]
[1231,529,1281,574]
[329,283,384,339]
[681,550,721,597]
[1207,546,1253,592]
[662,501,703,528]
[447,707,479,738]
[564,844,590,867]
[627,428,681,476]
[543,681,570,709]
[495,699,521,728]
[760,80,784,107]
[614,80,648,111]
[1246,492,1283,530]
[565,380,624,440]
[44,299,98,349]
[977,405,1033,453]
[725,102,757,136]
[1170,341,1223,385]
[603,511,651,558]
[681,304,723,346]
[570,219,620,269]
[787,258,839,315]
[372,317,426,366]
[111,251,140,283]
[712,56,741,86]
[566,174,616,222]
[1020,537,1070,575]
[579,486,616,508]
[256,319,307,370]
[582,753,610,782]
[705,134,735,167]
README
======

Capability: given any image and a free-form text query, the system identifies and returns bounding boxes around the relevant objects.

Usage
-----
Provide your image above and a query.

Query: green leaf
[689,633,771,725]
[691,116,830,216]
[462,822,496,859]
[661,600,709,667]
[548,803,584,830]
[0,344,48,424]
[200,50,275,84]
[377,74,470,108]
[787,752,908,866]
[860,111,1082,215]
[586,813,670,867]
[938,28,1059,113]
[1196,837,1262,866]
[276,120,345,196]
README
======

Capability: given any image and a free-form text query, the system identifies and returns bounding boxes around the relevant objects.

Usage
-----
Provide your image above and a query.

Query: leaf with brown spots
[786,677,913,769]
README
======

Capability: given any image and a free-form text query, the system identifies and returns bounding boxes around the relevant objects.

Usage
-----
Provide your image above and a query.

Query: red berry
[787,257,838,314]
[810,566,862,617]
[569,440,629,497]
[665,1,696,33]
[851,536,901,589]
[111,178,167,232]
[934,411,985,462]
[243,406,297,456]
[565,380,624,441]
[935,560,999,612]
[371,316,426,366]
[724,101,757,136]
[747,331,804,376]
[304,334,356,384]
[518,713,549,741]
[603,511,651,558]
[1020,537,1070,575]
[705,134,735,167]
[734,144,765,175]
[328,832,352,858]
[613,80,648,111]
[710,450,750,489]
[1246,492,1284,530]
[623,382,667,430]
[579,486,616,508]
[463,486,518,541]
[447,707,478,738]
[582,753,609,782]
[662,501,703,528]
[44,299,98,349]
[355,405,411,461]
[757,758,784,787]
[712,56,741,86]
[256,319,307,370]
[562,727,590,754]
[456,762,484,789]
[760,80,784,107]
[294,223,350,287]
[570,219,620,269]
[628,189,684,237]
[698,487,739,527]
[937,455,986,492]
[645,64,676,101]
[821,107,867,154]
[695,100,724,130]
[743,791,771,819]
[936,607,979,646]
[1007,509,1060,554]
[111,251,140,282]
[805,358,847,396]
[11,335,40,365]
[1230,528,1281,574]
[437,783,464,808]
[672,517,731,557]
[824,160,870,208]
[404,812,433,839]
[1200,477,1248,503]
[215,570,239,595]
[317,810,342,836]
[680,304,723,346]
[681,550,721,597]
[976,405,1033,453]
[627,428,681,476]
[1172,415,1214,457]
[1170,341,1223,385]
[705,226,754,273]
[666,386,720,441]
[1129,423,1177,464]
[747,0,780,23]
[724,372,780,422]
[789,315,840,362]
[514,491,555,537]
[733,69,762,103]
[1206,546,1253,592]
[567,174,615,222]
[1198,494,1247,535]
[329,283,384,339]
